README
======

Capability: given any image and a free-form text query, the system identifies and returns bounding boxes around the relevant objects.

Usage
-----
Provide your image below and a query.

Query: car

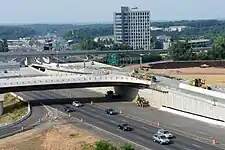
[105,109,117,115]
[157,129,174,138]
[72,101,83,107]
[152,133,170,145]
[117,123,132,131]
[64,106,75,112]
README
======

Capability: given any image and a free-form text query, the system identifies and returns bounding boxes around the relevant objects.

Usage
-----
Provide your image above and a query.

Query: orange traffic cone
[157,122,160,127]
[212,139,216,144]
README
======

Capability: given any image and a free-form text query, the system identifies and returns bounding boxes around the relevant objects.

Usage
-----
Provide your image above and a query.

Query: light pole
[139,53,144,68]
[56,50,59,67]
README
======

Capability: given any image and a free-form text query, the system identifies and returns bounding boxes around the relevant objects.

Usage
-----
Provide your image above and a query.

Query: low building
[188,39,211,48]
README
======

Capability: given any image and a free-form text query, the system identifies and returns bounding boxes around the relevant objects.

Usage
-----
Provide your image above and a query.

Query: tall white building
[113,6,151,50]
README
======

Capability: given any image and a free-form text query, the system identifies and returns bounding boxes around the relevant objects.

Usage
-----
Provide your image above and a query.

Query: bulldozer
[136,95,149,107]
[189,78,212,90]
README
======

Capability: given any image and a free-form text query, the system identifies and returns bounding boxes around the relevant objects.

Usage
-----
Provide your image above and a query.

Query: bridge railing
[0,75,151,87]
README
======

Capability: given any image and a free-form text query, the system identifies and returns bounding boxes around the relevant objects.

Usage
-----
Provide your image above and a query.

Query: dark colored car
[117,123,132,131]
[105,109,117,115]
[64,106,75,112]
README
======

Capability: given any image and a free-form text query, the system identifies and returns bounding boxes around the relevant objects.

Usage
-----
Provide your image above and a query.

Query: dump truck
[136,96,149,107]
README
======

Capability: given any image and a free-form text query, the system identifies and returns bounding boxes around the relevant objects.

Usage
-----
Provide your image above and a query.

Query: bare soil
[0,124,99,150]
[148,67,225,86]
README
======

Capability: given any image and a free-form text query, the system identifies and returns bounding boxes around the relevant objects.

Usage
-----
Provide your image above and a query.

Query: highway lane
[0,99,47,138]
[19,90,221,150]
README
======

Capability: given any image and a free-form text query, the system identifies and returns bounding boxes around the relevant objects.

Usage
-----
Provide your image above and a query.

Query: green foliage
[142,54,162,63]
[120,143,135,150]
[93,141,134,150]
[169,41,193,60]
[64,24,113,42]
[94,141,118,150]
[0,39,9,52]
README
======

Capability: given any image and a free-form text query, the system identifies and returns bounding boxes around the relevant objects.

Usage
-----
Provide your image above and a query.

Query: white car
[157,129,174,138]
[72,101,82,107]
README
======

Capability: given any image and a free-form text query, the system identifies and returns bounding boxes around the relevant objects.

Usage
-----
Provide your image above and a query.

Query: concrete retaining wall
[82,86,225,122]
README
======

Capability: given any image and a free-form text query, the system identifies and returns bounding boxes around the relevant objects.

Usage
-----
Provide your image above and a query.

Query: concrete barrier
[179,83,225,100]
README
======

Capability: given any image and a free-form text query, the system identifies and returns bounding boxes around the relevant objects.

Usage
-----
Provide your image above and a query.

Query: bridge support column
[0,94,4,115]
[114,86,139,101]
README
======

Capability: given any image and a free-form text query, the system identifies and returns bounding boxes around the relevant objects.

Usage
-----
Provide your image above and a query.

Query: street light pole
[139,54,144,68]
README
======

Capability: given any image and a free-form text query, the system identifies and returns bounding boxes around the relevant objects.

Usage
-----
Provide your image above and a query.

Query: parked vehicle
[64,106,75,112]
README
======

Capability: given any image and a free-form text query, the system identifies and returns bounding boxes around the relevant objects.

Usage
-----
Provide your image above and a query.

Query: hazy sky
[0,0,225,24]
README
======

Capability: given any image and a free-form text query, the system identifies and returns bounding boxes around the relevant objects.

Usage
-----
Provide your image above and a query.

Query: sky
[0,0,225,24]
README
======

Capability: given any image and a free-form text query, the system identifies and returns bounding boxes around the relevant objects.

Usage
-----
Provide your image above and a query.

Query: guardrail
[0,75,151,88]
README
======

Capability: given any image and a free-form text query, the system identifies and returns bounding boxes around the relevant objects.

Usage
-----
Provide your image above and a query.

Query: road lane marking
[198,131,207,135]
[142,126,148,130]
[172,124,180,127]
[110,120,117,124]
[192,144,202,148]
[90,103,225,149]
[47,105,152,150]
[163,147,171,150]
[184,147,191,150]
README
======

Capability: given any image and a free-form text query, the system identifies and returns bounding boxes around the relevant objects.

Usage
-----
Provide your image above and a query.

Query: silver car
[157,129,174,138]
[152,133,170,145]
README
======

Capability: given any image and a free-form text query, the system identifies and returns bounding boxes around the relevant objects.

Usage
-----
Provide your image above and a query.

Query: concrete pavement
[18,90,222,150]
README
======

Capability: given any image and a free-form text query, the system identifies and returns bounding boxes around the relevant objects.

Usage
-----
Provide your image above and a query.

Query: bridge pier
[114,86,139,101]
[0,94,3,115]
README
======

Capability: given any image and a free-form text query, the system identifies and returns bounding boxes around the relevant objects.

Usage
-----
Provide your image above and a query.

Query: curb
[0,93,32,130]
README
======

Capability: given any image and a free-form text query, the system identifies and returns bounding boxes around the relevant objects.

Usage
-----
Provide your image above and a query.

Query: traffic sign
[55,41,60,47]
[107,54,119,65]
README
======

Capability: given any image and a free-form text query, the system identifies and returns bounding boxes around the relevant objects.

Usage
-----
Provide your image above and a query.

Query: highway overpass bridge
[0,74,151,115]
[0,47,211,58]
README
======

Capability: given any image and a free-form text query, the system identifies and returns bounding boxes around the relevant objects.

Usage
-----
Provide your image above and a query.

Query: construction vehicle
[189,78,212,90]
[136,95,149,107]
[105,91,120,99]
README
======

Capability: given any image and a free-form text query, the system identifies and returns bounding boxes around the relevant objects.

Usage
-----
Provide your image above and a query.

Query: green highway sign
[55,41,60,47]
[107,54,119,65]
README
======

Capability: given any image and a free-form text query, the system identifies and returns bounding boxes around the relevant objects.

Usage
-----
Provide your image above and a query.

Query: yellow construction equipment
[136,96,149,107]
[189,78,212,90]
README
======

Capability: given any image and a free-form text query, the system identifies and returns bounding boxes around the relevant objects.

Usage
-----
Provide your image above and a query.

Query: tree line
[169,36,225,61]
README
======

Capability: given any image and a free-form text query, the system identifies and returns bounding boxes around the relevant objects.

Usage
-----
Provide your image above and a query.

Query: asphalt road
[0,101,47,138]
[18,90,222,150]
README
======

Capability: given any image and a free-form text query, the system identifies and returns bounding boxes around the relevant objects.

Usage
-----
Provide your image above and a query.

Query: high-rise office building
[113,6,151,50]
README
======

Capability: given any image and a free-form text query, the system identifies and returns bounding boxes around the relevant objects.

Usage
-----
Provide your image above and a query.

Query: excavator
[136,95,150,107]
[189,78,212,90]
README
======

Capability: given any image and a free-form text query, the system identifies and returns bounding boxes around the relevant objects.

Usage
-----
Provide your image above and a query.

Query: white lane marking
[198,131,207,135]
[91,109,95,111]
[95,115,100,118]
[184,147,191,150]
[163,147,171,150]
[192,144,202,148]
[98,121,104,124]
[110,120,117,124]
[172,124,180,127]
[142,126,148,130]
[122,119,127,122]
[48,105,152,150]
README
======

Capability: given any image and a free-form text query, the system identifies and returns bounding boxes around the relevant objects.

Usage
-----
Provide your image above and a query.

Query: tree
[94,140,117,150]
[169,40,194,60]
[120,143,134,150]
[211,36,225,59]
[0,39,8,52]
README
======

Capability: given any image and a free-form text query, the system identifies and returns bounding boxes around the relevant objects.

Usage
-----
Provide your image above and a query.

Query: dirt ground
[148,67,225,86]
[0,124,99,150]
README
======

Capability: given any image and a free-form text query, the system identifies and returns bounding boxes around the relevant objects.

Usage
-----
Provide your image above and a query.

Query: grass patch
[0,93,28,124]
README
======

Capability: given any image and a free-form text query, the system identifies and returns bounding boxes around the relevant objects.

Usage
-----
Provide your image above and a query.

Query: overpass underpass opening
[11,87,138,108]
